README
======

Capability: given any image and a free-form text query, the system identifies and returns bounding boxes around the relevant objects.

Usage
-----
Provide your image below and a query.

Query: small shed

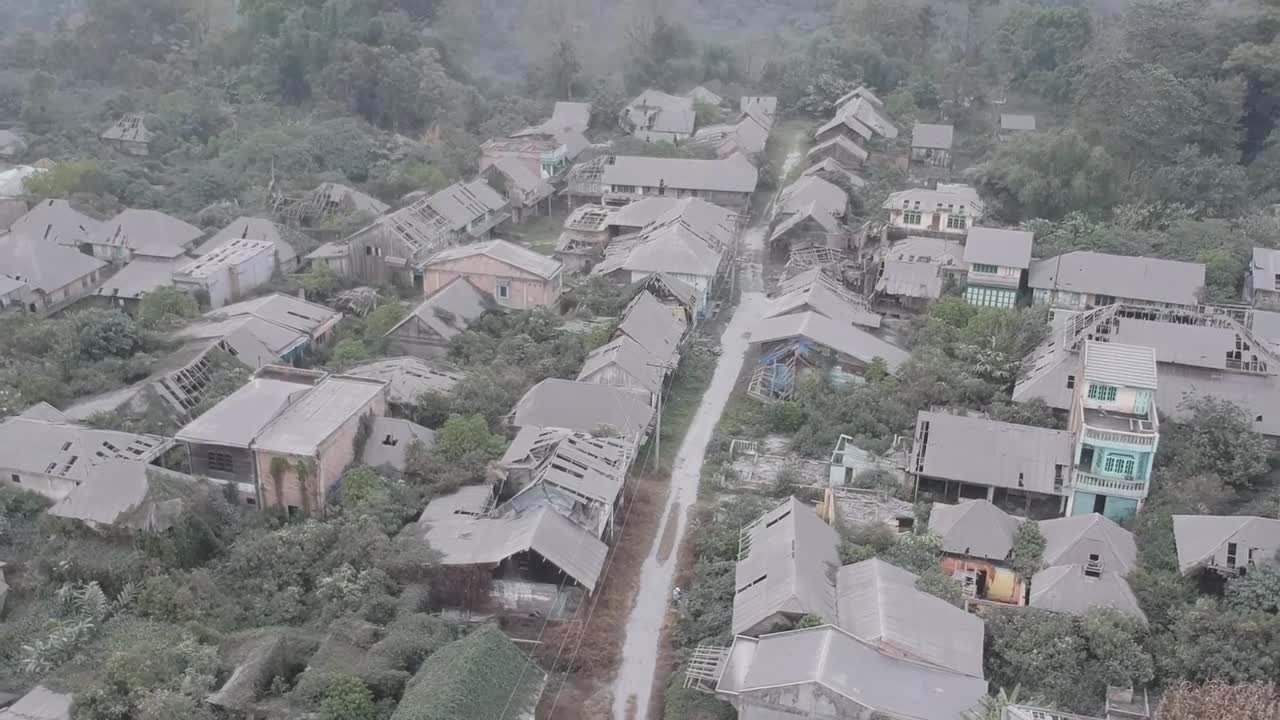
[100,113,154,156]
[911,123,954,167]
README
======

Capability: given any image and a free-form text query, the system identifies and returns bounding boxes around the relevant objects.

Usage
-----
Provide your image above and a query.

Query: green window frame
[946,215,967,230]
[1103,454,1136,476]
[1088,383,1117,402]
[972,263,998,274]
[904,210,922,225]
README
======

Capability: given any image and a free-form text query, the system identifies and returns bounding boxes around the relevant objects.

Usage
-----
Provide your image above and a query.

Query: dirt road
[609,223,768,720]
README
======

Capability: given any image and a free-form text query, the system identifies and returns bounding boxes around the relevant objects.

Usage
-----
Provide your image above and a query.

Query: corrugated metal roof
[0,232,106,293]
[776,175,847,218]
[93,208,203,259]
[1000,113,1037,131]
[615,290,686,362]
[529,431,630,506]
[602,154,759,193]
[1083,341,1158,390]
[749,311,908,369]
[511,379,654,439]
[929,500,1020,561]
[763,268,881,329]
[801,158,865,188]
[9,199,103,247]
[1172,514,1280,575]
[719,626,987,719]
[912,411,1076,494]
[427,239,562,279]
[388,277,492,342]
[577,335,665,396]
[94,256,182,300]
[1029,565,1146,622]
[732,497,841,635]
[875,260,943,299]
[420,506,608,591]
[835,558,986,678]
[815,111,874,142]
[963,226,1033,269]
[806,135,869,163]
[912,123,954,150]
[1038,513,1137,574]
[345,357,464,403]
[195,216,302,268]
[418,485,492,522]
[0,417,168,484]
[1028,251,1205,306]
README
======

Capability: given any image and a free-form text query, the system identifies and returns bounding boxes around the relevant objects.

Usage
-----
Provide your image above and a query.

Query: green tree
[319,673,376,720]
[329,338,370,370]
[966,129,1118,221]
[72,308,141,363]
[1137,147,1249,217]
[1162,604,1280,682]
[1009,521,1045,581]
[1226,566,1280,614]
[362,303,405,350]
[433,414,506,464]
[139,287,198,330]
[1158,397,1270,488]
[994,5,1091,102]
[1155,680,1280,719]
[19,70,56,132]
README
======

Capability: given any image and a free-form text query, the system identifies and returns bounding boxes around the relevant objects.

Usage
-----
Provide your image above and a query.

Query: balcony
[1070,469,1147,498]
[1076,397,1159,448]
[966,269,1021,291]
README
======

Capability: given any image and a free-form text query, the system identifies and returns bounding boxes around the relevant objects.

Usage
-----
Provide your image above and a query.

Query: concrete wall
[187,442,256,484]
[3,465,79,501]
[424,255,560,310]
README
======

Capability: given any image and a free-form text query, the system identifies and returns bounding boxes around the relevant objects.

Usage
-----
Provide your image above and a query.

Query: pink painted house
[422,239,563,310]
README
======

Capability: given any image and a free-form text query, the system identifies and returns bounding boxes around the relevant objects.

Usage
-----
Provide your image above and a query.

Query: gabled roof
[638,272,699,312]
[345,357,464,403]
[426,179,507,227]
[1038,513,1138,575]
[615,289,687,362]
[577,334,666,396]
[489,157,554,198]
[835,87,899,138]
[835,558,986,677]
[175,238,273,281]
[1028,251,1206,307]
[312,182,389,215]
[94,256,183,300]
[19,402,70,423]
[684,85,724,106]
[768,202,842,245]
[92,208,204,258]
[0,416,169,483]
[387,276,493,342]
[929,500,1020,561]
[733,497,841,635]
[1172,514,1280,575]
[749,311,908,369]
[717,626,987,719]
[254,375,387,455]
[362,417,434,471]
[346,180,506,264]
[607,197,684,229]
[776,175,847,218]
[1029,565,1146,622]
[602,154,759,193]
[0,232,106,292]
[0,685,73,720]
[45,461,192,528]
[740,96,778,121]
[912,123,954,150]
[763,267,881,329]
[806,135,869,163]
[622,90,696,135]
[512,101,592,138]
[875,260,942,299]
[1000,113,1036,131]
[9,199,104,247]
[426,239,562,279]
[195,216,303,268]
[802,157,865,188]
[912,411,1077,494]
[963,226,1033,269]
[511,379,654,439]
[1083,340,1157,390]
[419,506,608,591]
[1251,246,1280,293]
[203,293,340,337]
[815,111,874,142]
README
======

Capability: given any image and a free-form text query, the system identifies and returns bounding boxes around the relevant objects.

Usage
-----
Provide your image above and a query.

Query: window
[1088,384,1117,402]
[964,286,1016,309]
[972,263,998,274]
[946,214,967,230]
[495,278,511,301]
[903,209,923,225]
[382,434,399,447]
[365,246,373,256]
[207,451,234,474]
[9,473,18,484]
[288,505,300,518]
[1227,542,1238,568]
[1103,454,1135,476]
[1066,375,1076,389]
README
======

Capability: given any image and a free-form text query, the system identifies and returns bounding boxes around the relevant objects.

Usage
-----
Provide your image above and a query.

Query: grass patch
[507,212,568,255]
[649,346,716,472]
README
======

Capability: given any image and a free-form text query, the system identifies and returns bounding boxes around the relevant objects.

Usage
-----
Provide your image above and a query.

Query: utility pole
[647,359,677,472]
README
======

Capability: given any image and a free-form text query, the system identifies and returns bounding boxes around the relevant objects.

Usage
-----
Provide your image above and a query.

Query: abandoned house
[273,181,390,227]
[343,179,509,286]
[832,85,899,139]
[881,184,984,240]
[931,499,1026,604]
[384,277,494,359]
[93,256,185,311]
[509,378,655,446]
[1172,514,1280,576]
[962,226,1033,309]
[762,268,881,330]
[813,109,874,149]
[910,123,955,168]
[599,153,758,210]
[619,89,696,143]
[612,289,687,367]
[173,237,276,308]
[872,235,967,311]
[100,113,154,156]
[999,113,1037,139]
[194,216,304,274]
[345,356,464,410]
[86,208,204,263]
[482,158,555,224]
[361,416,434,474]
[690,110,772,157]
[1028,251,1206,310]
[805,134,869,168]
[801,157,865,190]
[576,335,668,406]
[0,232,106,312]
[422,239,563,310]
[8,199,103,249]
[0,407,171,502]
[746,310,907,400]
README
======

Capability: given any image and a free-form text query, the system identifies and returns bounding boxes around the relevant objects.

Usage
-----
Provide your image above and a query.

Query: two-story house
[962,226,1033,308]
[619,90,696,143]
[1065,341,1160,521]
[1028,251,1206,311]
[881,184,984,242]
[422,239,563,310]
